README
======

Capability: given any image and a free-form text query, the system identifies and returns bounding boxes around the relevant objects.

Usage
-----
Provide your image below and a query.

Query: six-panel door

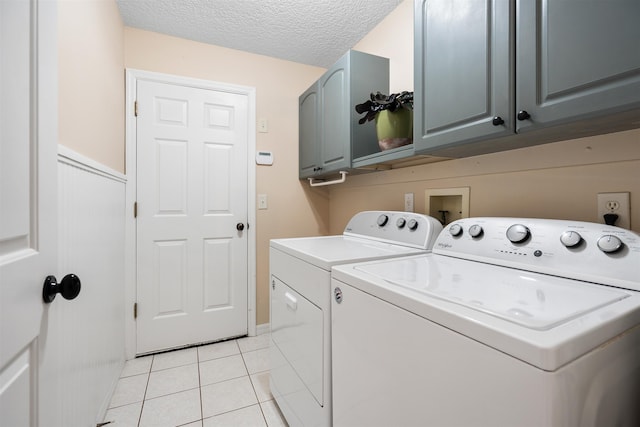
[136,80,249,354]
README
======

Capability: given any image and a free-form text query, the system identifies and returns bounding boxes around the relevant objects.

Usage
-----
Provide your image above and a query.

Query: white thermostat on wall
[255,151,274,166]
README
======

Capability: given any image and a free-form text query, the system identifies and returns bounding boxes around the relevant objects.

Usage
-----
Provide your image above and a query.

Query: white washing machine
[269,211,443,426]
[331,217,640,427]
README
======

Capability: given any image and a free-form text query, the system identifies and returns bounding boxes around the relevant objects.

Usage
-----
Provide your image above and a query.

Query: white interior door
[136,79,249,354]
[0,0,57,425]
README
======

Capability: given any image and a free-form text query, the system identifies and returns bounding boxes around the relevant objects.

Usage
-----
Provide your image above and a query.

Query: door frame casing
[124,69,257,359]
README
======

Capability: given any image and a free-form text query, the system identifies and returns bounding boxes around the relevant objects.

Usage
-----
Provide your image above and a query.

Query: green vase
[375,109,413,151]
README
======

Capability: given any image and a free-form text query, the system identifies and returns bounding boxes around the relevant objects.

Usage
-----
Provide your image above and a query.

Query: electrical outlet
[404,193,414,212]
[597,192,630,229]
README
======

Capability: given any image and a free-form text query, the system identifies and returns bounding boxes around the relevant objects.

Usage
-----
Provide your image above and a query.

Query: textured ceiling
[116,0,404,68]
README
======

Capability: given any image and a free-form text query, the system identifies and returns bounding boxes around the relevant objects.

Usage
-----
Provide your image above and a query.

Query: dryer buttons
[469,224,484,238]
[449,223,463,237]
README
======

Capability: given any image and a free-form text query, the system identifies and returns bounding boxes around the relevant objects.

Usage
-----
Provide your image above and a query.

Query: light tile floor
[103,334,288,427]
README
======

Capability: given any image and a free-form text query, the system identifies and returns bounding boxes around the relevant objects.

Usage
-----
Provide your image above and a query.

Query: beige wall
[329,129,640,233]
[58,0,125,173]
[354,0,414,93]
[124,28,329,325]
[333,0,640,234]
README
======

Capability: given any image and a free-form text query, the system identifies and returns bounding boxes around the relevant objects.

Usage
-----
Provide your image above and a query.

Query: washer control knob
[449,224,463,237]
[377,214,389,227]
[468,225,483,238]
[408,219,419,231]
[396,218,406,229]
[506,224,530,243]
[597,235,623,253]
[560,231,582,248]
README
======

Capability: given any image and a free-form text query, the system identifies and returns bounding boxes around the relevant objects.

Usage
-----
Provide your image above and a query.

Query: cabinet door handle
[517,110,531,121]
[492,116,504,126]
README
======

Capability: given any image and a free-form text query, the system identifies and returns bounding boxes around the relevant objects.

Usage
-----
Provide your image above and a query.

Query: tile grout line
[240,339,271,426]
[197,346,204,425]
[249,373,270,426]
[137,355,153,427]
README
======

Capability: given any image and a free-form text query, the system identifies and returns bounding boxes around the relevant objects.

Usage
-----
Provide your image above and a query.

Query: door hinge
[134,201,138,218]
[134,100,138,117]
[134,302,138,319]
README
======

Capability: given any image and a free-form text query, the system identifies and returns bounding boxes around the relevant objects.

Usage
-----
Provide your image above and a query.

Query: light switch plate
[258,194,268,210]
[258,118,268,133]
[404,193,414,212]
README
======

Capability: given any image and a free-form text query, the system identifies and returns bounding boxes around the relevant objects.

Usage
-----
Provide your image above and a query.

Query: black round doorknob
[42,274,81,303]
[517,110,531,121]
[492,116,504,126]
[236,223,245,231]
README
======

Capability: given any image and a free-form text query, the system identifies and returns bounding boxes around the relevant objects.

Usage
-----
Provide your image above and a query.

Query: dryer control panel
[343,211,443,250]
[434,218,640,291]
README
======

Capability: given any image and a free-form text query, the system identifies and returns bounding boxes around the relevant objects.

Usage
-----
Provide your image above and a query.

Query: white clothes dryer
[269,211,443,426]
[331,217,640,427]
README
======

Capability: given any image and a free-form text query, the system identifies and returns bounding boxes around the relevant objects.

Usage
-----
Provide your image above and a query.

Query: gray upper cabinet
[516,0,640,133]
[299,50,389,179]
[414,0,514,153]
[319,54,350,175]
[299,84,320,177]
[414,0,640,158]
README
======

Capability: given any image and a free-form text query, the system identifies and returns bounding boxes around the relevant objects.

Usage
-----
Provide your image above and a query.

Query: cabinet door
[299,83,319,178]
[414,0,514,154]
[319,54,351,173]
[517,0,640,133]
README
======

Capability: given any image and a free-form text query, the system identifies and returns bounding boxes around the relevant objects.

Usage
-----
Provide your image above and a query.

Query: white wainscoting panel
[38,147,126,427]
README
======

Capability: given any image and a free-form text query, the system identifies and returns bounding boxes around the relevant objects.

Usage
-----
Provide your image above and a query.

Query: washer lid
[355,255,628,330]
[334,254,640,370]
[270,235,427,271]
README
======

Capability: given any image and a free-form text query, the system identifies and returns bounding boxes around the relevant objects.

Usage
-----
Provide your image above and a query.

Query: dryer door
[270,276,323,405]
